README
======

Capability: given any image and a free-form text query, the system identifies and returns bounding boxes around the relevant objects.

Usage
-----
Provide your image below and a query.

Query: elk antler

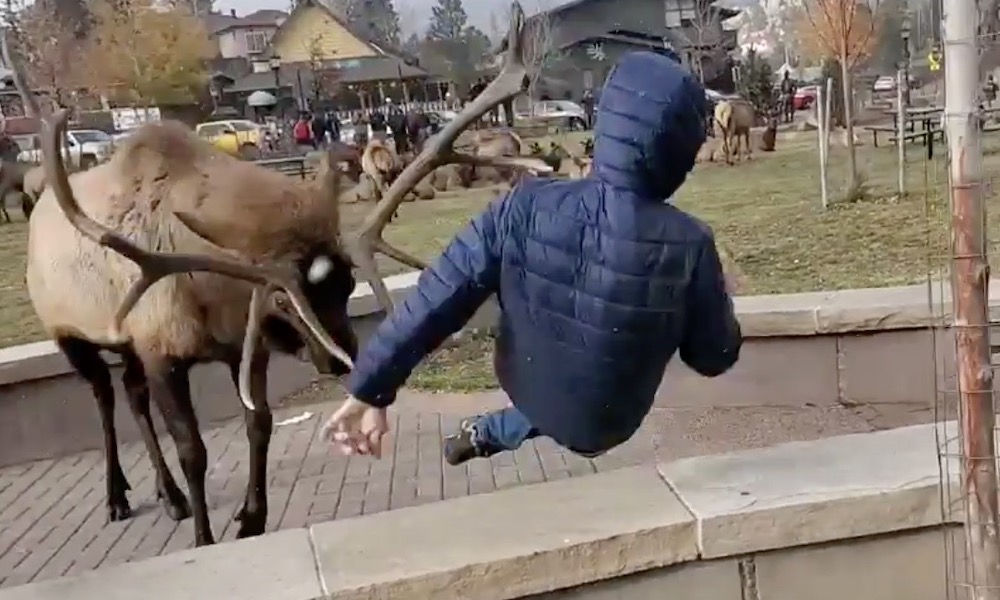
[345,1,553,312]
[0,30,353,408]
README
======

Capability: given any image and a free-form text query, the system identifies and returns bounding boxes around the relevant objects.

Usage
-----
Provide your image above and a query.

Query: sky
[212,0,570,37]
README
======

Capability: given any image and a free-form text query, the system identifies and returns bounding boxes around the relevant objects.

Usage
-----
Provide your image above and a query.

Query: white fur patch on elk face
[307,255,334,284]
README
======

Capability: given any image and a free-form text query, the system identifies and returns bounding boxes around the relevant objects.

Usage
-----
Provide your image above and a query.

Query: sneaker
[444,418,494,466]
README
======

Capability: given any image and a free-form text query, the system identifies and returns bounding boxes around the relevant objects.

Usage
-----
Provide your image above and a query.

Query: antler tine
[349,1,552,312]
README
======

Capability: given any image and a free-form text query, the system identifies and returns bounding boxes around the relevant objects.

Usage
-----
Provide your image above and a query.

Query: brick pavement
[0,386,934,589]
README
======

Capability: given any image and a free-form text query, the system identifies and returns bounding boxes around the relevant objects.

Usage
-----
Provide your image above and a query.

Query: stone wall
[0,272,982,465]
[0,423,966,600]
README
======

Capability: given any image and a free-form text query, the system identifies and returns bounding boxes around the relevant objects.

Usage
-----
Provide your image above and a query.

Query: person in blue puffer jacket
[322,50,743,465]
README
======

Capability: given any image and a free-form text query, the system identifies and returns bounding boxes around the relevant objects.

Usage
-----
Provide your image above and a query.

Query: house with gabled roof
[223,0,434,113]
[499,0,740,100]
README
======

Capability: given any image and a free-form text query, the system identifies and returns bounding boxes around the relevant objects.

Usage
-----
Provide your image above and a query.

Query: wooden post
[896,69,906,197]
[817,83,829,209]
[943,0,1000,595]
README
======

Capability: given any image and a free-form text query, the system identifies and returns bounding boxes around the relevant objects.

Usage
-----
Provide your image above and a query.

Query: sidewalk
[0,386,931,588]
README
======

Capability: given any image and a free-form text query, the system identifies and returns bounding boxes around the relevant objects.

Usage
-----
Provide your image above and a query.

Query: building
[502,0,740,100]
[222,0,430,115]
[206,9,288,59]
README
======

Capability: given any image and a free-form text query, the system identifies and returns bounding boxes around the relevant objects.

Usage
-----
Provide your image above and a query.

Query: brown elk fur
[26,120,355,545]
[361,138,402,200]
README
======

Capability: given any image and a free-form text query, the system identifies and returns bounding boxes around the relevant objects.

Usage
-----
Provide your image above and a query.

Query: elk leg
[57,337,131,522]
[145,357,214,546]
[120,349,191,521]
[227,354,272,538]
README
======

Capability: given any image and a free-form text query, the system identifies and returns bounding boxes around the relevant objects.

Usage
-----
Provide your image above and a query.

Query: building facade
[505,0,739,101]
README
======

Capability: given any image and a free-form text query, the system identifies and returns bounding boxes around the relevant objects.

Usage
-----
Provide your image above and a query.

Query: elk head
[0,32,356,410]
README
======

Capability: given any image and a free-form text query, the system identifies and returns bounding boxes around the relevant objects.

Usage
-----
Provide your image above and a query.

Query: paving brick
[0,394,671,590]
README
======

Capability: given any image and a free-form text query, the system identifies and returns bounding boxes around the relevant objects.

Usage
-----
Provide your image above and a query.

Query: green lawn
[2,128,991,392]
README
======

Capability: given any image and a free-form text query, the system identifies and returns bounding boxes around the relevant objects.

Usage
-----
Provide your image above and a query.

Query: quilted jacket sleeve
[678,233,743,377]
[346,194,511,407]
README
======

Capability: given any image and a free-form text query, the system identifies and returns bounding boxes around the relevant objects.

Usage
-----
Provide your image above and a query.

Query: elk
[361,137,403,200]
[3,36,357,546]
[713,99,755,164]
[0,160,40,222]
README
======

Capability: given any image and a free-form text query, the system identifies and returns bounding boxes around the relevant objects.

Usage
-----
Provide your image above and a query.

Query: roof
[225,56,429,94]
[205,9,287,35]
[265,0,411,63]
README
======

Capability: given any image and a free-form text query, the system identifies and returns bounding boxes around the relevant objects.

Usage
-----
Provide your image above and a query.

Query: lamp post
[900,11,912,106]
[270,55,282,118]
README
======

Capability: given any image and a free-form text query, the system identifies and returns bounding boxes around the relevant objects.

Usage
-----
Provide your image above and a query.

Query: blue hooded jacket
[347,51,742,453]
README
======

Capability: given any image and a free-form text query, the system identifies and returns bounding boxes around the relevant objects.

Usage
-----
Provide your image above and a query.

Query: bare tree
[799,0,879,192]
[3,0,79,109]
[521,6,564,97]
[688,0,724,82]
[303,34,340,107]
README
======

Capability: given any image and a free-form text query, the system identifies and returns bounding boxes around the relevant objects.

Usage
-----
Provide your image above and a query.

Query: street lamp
[270,55,282,117]
[900,11,912,106]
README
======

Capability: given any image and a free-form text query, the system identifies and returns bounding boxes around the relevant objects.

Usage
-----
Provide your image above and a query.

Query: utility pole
[943,0,1000,595]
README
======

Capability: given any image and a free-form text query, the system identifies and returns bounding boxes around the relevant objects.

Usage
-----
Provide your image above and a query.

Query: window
[230,121,260,133]
[197,124,228,138]
[246,30,268,54]
[69,130,112,144]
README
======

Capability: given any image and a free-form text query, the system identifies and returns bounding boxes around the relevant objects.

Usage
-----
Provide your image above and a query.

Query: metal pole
[943,0,1000,595]
[896,69,906,197]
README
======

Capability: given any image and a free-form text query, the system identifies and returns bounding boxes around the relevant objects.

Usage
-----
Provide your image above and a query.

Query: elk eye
[307,255,334,283]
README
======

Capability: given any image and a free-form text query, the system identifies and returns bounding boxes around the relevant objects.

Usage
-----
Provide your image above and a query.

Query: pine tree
[334,0,401,48]
[428,0,468,41]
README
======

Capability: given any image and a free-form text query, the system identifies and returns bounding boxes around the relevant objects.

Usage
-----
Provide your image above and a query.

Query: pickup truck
[18,129,116,169]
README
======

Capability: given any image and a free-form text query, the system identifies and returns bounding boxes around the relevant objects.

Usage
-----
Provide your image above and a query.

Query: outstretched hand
[321,396,390,458]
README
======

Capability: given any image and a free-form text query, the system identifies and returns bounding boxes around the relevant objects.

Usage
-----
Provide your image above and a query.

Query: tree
[423,0,490,92]
[303,33,340,107]
[85,0,214,106]
[798,0,879,190]
[688,0,723,82]
[736,48,775,115]
[338,0,401,49]
[522,9,562,95]
[4,0,82,109]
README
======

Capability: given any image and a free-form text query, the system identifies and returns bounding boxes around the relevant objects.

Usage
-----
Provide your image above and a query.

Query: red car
[793,85,818,110]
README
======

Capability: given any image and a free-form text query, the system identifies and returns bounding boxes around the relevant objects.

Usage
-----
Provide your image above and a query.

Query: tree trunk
[839,57,859,188]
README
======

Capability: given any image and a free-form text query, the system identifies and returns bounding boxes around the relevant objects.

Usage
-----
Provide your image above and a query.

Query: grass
[2,127,992,391]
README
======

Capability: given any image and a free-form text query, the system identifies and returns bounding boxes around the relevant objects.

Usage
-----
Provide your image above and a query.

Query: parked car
[18,129,114,169]
[522,100,588,130]
[873,75,896,93]
[195,119,262,159]
[794,85,818,110]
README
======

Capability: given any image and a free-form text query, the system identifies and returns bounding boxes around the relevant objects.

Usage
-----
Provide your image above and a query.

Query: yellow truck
[195,119,262,159]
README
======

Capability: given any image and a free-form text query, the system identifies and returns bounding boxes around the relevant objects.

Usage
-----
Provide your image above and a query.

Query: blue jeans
[472,406,539,451]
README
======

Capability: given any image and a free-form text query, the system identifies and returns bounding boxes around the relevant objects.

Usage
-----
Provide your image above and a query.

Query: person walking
[322,51,742,464]
[292,112,314,152]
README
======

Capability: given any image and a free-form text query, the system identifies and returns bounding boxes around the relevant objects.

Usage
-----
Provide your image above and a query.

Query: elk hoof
[235,507,266,538]
[107,499,132,522]
[158,487,192,521]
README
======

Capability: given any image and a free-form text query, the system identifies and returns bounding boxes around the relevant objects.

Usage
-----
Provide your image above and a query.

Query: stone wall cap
[0,427,964,600]
[0,528,324,600]
[311,466,697,600]
[658,422,956,558]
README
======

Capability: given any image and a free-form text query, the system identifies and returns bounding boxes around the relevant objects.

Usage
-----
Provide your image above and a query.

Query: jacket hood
[592,51,707,199]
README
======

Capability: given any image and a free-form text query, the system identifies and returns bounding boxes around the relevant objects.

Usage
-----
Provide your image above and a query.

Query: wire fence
[929,20,1000,600]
